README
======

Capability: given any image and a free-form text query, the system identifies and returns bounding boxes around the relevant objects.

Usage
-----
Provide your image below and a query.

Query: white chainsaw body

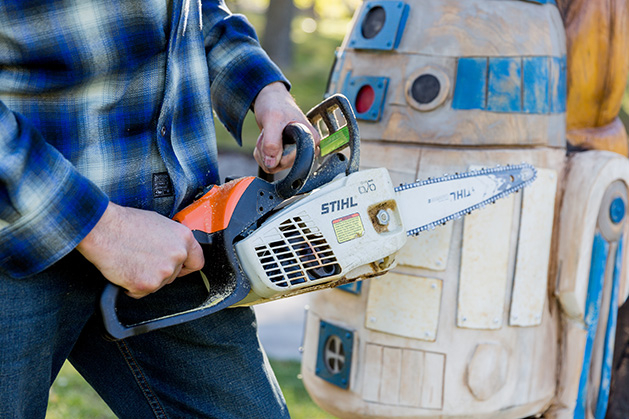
[235,168,407,305]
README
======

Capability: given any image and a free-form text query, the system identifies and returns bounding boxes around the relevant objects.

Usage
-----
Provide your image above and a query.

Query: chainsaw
[101,94,536,339]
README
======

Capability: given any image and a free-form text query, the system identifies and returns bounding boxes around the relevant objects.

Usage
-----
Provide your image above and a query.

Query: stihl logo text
[450,189,471,200]
[321,197,358,214]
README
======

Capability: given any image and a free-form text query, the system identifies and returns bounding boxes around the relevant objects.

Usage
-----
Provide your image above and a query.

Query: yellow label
[332,213,364,243]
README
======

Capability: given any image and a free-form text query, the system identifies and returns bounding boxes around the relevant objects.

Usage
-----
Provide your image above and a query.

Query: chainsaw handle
[272,123,316,199]
[302,94,360,193]
[100,280,246,340]
[100,283,217,339]
[100,283,131,338]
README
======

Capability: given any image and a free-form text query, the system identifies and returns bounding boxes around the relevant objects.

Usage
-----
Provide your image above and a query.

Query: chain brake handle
[272,123,316,199]
[300,94,360,193]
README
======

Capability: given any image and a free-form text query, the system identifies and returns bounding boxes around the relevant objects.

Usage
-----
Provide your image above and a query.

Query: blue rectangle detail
[574,233,610,419]
[523,0,557,5]
[487,57,522,112]
[550,56,567,113]
[522,57,550,114]
[452,57,487,110]
[349,1,409,51]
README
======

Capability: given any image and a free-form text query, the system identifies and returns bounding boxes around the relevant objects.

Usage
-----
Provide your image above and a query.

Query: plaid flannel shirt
[0,0,288,278]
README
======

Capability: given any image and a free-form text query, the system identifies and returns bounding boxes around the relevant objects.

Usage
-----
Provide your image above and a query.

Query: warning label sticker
[332,213,364,244]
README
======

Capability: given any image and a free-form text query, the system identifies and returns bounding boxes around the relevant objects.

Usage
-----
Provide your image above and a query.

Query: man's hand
[253,82,320,174]
[77,202,204,299]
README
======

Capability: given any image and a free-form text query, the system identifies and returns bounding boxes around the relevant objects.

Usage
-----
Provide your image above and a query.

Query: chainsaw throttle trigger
[272,122,316,200]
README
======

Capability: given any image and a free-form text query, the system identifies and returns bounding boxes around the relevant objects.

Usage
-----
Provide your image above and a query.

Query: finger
[124,289,146,300]
[178,239,204,277]
[254,135,285,174]
[261,124,289,170]
[274,146,297,172]
[164,265,182,286]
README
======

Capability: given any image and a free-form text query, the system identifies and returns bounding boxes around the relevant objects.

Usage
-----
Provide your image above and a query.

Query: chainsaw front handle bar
[273,123,316,199]
[300,94,360,193]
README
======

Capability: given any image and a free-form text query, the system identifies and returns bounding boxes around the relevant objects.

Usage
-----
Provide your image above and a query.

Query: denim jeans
[0,251,289,418]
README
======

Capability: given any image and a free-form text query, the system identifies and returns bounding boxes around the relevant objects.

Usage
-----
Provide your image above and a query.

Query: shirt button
[161,126,167,136]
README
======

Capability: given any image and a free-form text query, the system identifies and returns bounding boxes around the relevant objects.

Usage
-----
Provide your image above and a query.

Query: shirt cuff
[0,170,109,278]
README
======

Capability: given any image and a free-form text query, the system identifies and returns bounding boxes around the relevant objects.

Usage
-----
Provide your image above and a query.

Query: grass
[271,360,337,419]
[47,360,336,418]
[46,363,115,419]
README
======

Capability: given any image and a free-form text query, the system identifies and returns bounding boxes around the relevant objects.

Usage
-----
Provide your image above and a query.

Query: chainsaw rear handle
[101,281,240,340]
[100,230,251,341]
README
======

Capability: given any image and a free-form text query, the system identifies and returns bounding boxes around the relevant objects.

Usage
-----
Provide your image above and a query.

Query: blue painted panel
[452,57,487,110]
[326,50,346,93]
[595,236,623,418]
[340,72,389,121]
[452,55,566,114]
[349,1,409,51]
[315,321,354,389]
[487,57,522,112]
[337,281,363,295]
[522,57,550,114]
[574,233,610,419]
[522,0,557,5]
[550,56,567,113]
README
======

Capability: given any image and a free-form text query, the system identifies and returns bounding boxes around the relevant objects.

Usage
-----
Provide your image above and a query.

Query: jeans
[0,251,289,418]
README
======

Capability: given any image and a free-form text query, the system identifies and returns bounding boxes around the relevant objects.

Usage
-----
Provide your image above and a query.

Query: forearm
[202,0,289,144]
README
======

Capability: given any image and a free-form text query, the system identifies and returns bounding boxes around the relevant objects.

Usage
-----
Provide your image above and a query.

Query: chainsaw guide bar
[396,163,537,236]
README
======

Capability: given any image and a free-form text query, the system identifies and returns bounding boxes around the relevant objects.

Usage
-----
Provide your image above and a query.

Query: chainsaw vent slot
[255,216,341,288]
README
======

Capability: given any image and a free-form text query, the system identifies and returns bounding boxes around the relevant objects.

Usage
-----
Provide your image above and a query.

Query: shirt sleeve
[0,102,109,278]
[202,1,291,145]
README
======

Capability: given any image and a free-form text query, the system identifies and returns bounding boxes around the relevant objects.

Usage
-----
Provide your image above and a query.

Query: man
[0,0,317,417]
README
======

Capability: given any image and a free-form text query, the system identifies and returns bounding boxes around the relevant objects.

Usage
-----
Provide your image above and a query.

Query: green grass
[46,363,115,419]
[47,360,336,418]
[271,360,337,419]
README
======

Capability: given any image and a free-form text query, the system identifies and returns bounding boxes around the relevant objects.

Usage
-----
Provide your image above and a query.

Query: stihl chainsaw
[101,94,536,339]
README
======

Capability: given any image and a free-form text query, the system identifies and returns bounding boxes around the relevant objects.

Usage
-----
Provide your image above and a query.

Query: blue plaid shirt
[0,0,288,278]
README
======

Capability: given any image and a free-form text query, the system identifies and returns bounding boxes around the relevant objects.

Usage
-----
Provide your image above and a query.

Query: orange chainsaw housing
[173,177,256,234]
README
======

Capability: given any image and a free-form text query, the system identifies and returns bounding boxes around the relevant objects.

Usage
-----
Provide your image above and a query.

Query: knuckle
[132,278,156,296]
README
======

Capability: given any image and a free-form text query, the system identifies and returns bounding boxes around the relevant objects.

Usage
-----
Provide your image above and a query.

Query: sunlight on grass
[47,363,115,419]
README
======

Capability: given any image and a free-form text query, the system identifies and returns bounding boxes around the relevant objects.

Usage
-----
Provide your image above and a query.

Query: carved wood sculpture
[299,0,629,418]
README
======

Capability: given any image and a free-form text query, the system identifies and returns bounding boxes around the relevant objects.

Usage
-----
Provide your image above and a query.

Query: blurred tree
[262,0,296,69]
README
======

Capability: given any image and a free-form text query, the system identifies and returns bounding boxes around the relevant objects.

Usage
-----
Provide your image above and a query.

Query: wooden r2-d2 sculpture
[300,0,629,417]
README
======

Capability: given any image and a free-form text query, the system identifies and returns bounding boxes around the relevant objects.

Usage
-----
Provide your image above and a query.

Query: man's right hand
[76,202,205,299]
